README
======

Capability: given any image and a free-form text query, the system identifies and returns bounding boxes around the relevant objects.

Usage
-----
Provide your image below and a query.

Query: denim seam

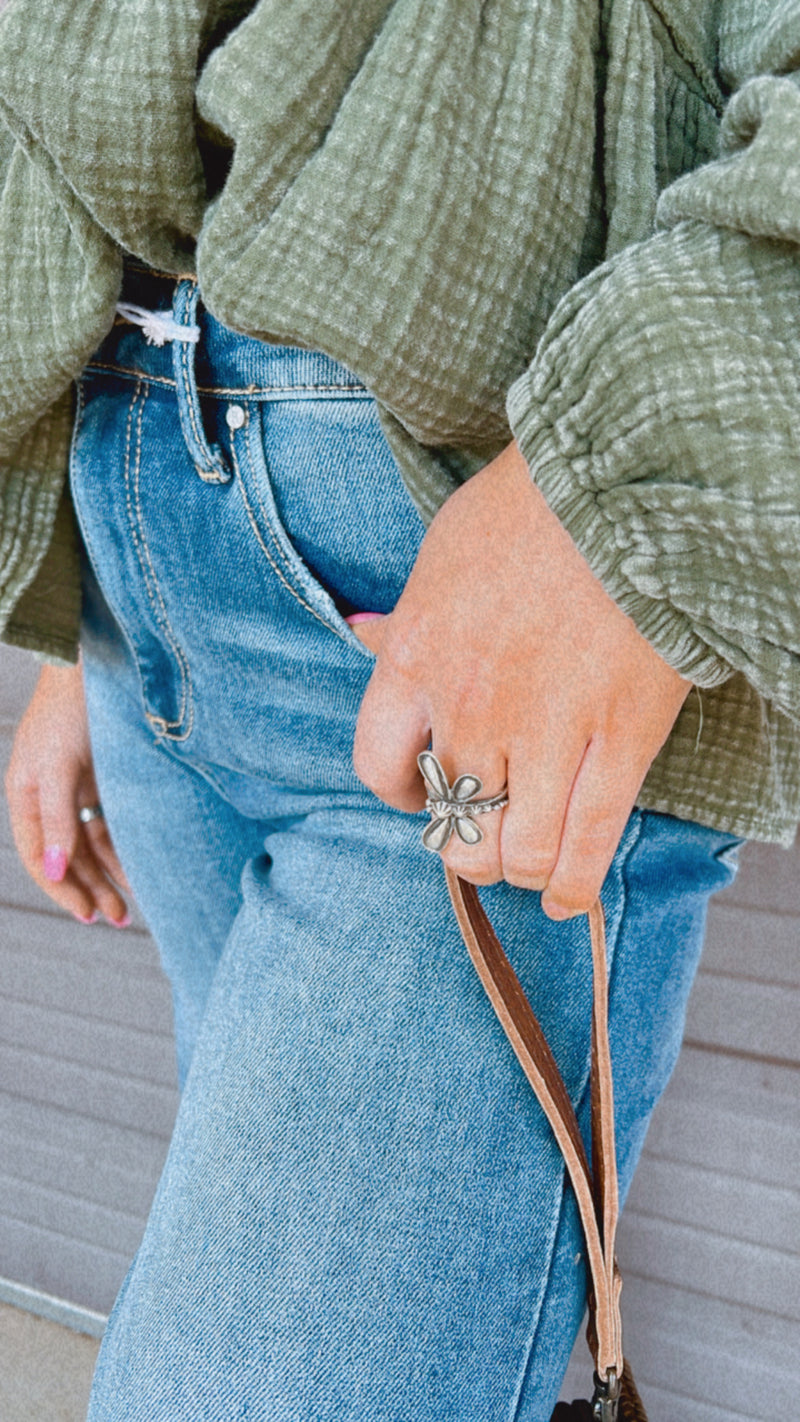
[229,425,346,640]
[124,380,194,741]
[603,809,647,1003]
[84,362,369,399]
[175,283,219,479]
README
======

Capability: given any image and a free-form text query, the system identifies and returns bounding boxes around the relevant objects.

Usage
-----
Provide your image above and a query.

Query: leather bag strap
[444,869,624,1383]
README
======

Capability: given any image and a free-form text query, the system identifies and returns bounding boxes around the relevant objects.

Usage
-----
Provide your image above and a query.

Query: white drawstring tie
[116,302,201,347]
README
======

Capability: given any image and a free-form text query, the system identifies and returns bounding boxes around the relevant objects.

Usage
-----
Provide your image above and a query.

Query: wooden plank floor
[1,643,798,1420]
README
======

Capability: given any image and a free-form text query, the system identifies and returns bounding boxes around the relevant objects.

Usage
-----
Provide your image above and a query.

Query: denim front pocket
[228,391,425,642]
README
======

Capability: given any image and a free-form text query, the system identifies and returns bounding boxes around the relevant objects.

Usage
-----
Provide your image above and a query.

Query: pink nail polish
[110,912,132,929]
[76,911,99,925]
[43,846,68,883]
[345,611,384,626]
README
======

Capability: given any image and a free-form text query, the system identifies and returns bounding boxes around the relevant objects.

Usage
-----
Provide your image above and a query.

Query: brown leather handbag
[445,869,649,1422]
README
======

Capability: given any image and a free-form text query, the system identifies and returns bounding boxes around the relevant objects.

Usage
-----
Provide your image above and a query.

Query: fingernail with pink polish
[43,846,68,883]
[345,612,384,626]
[76,911,99,925]
[110,912,132,929]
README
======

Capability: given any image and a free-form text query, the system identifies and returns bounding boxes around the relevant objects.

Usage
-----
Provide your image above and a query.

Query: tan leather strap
[445,869,623,1381]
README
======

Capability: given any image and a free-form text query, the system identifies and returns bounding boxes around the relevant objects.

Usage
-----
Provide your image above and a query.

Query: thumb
[39,764,81,884]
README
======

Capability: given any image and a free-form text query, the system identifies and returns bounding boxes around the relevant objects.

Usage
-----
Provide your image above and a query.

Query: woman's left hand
[5,659,131,925]
[352,439,691,919]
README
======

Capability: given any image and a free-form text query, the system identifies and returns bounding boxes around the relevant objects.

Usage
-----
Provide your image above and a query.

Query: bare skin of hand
[6,659,131,925]
[352,439,691,919]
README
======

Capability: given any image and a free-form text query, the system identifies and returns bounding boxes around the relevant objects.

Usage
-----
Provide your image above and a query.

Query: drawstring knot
[116,302,200,347]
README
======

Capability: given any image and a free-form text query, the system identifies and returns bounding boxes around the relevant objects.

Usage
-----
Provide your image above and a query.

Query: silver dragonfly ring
[417,751,508,853]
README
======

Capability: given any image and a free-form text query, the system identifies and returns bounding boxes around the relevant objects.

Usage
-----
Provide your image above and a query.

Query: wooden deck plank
[626,1156,800,1253]
[702,900,800,986]
[686,974,799,1062]
[0,1042,177,1138]
[619,1212,800,1321]
[0,1216,132,1317]
[0,1172,151,1259]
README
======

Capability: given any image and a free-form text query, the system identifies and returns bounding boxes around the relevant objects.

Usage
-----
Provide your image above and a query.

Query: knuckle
[501,830,559,887]
[579,817,618,857]
[440,841,502,886]
[445,669,493,727]
[576,789,627,842]
[503,852,557,888]
[444,859,502,888]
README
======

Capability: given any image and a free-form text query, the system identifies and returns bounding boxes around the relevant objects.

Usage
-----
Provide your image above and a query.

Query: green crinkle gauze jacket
[1,0,799,844]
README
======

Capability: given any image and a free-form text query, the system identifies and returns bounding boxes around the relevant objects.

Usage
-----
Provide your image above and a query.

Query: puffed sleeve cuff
[506,390,732,688]
[506,218,800,715]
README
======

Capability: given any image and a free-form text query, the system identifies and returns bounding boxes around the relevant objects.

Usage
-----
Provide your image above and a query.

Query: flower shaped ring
[417,751,509,853]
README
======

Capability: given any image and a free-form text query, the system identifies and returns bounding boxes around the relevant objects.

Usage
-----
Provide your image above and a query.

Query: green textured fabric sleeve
[0,111,122,657]
[2,427,83,666]
[0,390,81,661]
[508,21,800,720]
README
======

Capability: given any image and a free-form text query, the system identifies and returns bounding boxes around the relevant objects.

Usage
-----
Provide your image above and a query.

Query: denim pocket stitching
[239,416,301,588]
[228,416,357,642]
[236,405,377,659]
[124,380,194,740]
[231,428,339,633]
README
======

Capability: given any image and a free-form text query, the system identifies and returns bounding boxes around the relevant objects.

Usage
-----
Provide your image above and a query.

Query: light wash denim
[72,268,742,1421]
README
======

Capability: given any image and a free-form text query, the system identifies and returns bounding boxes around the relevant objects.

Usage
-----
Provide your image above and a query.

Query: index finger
[6,774,45,880]
[352,655,430,812]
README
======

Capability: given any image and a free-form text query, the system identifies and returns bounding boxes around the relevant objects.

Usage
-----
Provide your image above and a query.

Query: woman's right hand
[5,658,131,925]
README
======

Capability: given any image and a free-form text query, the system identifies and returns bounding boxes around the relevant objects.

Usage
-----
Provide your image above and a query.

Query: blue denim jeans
[72,269,741,1421]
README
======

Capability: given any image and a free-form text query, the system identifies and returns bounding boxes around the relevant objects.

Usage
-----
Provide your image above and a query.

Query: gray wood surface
[1,644,798,1419]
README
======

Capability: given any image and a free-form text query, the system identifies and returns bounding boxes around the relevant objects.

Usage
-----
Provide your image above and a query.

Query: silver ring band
[78,804,104,824]
[417,751,508,852]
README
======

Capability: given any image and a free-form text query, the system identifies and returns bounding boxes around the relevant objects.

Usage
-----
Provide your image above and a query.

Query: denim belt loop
[171,279,231,483]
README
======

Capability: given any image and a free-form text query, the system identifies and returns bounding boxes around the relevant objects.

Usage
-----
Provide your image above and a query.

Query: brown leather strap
[587,896,623,1372]
[445,869,624,1381]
